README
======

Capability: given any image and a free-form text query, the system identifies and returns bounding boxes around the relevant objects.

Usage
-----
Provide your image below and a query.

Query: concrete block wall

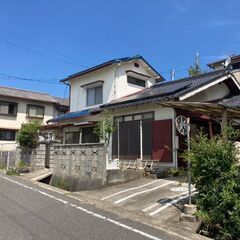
[15,144,46,170]
[50,143,107,191]
[32,144,46,170]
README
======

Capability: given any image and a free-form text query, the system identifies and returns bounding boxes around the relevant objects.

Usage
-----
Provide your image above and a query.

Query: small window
[133,114,141,120]
[0,101,17,115]
[65,132,79,144]
[44,132,53,141]
[124,115,133,122]
[82,127,99,143]
[0,129,16,141]
[127,76,146,87]
[86,86,103,106]
[143,112,154,120]
[114,116,123,123]
[27,105,44,118]
[134,62,139,68]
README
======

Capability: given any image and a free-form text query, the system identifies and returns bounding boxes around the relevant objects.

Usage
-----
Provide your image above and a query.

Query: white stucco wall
[115,61,156,99]
[186,82,230,102]
[69,60,157,112]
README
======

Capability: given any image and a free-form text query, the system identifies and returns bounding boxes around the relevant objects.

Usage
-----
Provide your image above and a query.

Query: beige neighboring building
[0,85,69,150]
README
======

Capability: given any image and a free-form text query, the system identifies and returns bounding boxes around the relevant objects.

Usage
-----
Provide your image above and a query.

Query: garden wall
[50,143,107,191]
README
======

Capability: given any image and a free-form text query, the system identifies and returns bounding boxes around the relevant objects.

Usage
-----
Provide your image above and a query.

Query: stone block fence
[50,143,106,191]
[15,142,107,191]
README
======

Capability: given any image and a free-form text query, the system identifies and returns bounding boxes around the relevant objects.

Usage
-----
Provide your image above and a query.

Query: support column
[221,109,228,139]
[140,120,143,160]
[208,120,213,138]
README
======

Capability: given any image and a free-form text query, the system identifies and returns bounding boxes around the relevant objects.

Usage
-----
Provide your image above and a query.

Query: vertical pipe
[187,117,191,205]
[140,120,143,160]
[117,119,120,160]
[7,151,10,171]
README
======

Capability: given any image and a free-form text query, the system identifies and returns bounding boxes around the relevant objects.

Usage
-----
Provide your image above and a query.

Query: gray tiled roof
[53,96,69,107]
[218,95,240,109]
[0,85,64,104]
[102,69,227,109]
[61,55,164,82]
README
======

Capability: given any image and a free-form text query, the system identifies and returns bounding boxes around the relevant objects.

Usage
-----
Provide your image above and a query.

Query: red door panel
[152,119,173,162]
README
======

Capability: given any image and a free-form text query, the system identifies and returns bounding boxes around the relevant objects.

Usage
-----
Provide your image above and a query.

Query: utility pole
[171,68,175,81]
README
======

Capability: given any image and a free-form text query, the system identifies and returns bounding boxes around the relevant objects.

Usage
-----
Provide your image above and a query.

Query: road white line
[142,190,191,212]
[114,181,174,205]
[0,175,162,240]
[149,190,197,216]
[101,179,163,201]
[142,203,159,212]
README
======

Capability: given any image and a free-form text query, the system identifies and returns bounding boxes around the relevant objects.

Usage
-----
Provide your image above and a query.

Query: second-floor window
[27,105,44,119]
[86,86,103,106]
[127,76,146,87]
[0,101,17,116]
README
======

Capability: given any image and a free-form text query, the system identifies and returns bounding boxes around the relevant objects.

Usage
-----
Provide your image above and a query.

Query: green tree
[188,62,202,76]
[17,121,41,148]
[94,116,114,147]
[185,130,240,239]
[188,53,207,76]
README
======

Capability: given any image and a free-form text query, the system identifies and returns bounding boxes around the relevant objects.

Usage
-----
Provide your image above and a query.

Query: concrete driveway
[72,177,201,240]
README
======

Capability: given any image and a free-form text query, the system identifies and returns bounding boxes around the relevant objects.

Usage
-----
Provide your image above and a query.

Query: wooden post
[221,109,228,139]
[208,120,213,138]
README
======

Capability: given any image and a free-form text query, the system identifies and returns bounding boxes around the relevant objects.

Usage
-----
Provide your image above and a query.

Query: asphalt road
[0,174,183,240]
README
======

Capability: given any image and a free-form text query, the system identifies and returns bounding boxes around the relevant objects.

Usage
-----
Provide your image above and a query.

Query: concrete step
[22,168,53,181]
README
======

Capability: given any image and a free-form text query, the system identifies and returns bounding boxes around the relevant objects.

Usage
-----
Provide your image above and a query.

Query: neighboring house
[48,55,240,170]
[207,54,240,82]
[47,55,164,144]
[0,85,69,150]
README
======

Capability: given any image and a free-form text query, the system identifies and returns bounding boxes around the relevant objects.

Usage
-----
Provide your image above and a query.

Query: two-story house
[48,55,240,171]
[0,85,69,150]
[47,55,163,144]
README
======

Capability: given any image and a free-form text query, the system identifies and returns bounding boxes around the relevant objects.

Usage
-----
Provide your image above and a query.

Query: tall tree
[188,53,202,76]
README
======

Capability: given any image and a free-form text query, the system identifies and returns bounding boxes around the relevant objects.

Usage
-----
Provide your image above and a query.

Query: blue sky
[0,0,240,98]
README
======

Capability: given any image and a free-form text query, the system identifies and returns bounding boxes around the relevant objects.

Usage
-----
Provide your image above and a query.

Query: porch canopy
[157,101,240,121]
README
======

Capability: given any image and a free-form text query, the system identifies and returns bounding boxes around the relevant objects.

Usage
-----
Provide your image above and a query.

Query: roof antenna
[171,68,175,81]
[224,56,232,70]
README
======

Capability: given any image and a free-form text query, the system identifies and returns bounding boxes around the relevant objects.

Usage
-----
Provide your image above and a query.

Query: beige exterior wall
[0,96,58,148]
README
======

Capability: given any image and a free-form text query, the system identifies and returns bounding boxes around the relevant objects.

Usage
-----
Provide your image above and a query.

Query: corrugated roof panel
[47,108,100,123]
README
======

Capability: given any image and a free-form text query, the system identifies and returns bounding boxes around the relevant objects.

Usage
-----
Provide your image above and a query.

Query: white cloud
[172,1,188,13]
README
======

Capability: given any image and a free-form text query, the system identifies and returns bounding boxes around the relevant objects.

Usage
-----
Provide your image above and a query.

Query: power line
[0,38,89,68]
[0,26,92,68]
[0,73,62,85]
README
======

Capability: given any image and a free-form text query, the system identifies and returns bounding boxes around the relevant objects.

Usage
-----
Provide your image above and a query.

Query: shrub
[17,121,41,148]
[186,131,240,239]
[6,168,19,176]
[18,160,28,168]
